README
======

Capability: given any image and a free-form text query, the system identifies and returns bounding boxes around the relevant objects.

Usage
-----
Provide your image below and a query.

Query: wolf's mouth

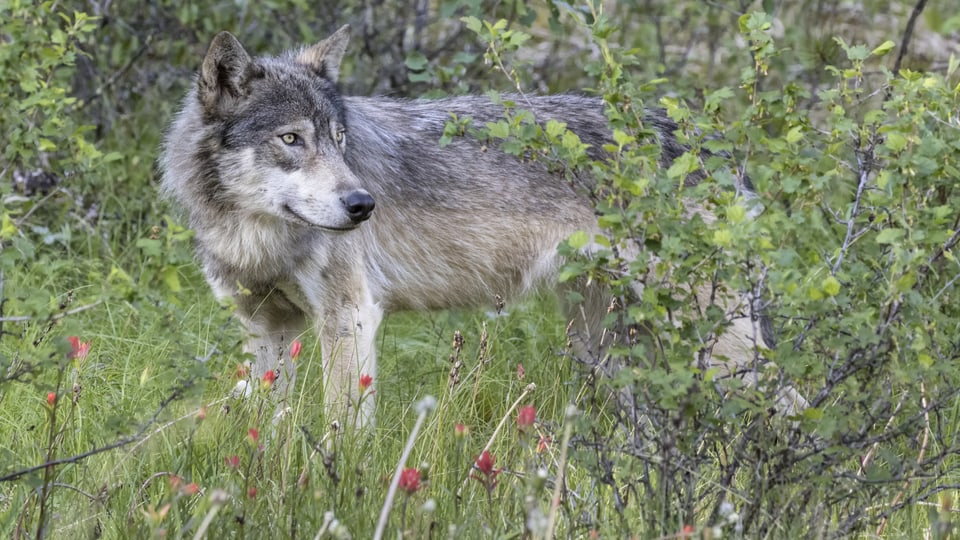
[283,204,358,232]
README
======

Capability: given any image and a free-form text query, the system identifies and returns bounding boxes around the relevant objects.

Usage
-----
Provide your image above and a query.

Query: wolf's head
[177,25,374,232]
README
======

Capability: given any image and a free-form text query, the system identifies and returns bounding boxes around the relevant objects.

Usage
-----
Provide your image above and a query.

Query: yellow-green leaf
[785,125,804,144]
[727,204,747,224]
[871,40,896,57]
[713,228,733,247]
[1,213,18,239]
[567,230,591,250]
[162,266,181,292]
[821,275,841,297]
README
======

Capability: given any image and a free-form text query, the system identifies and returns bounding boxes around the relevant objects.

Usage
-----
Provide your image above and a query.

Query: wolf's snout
[342,190,375,223]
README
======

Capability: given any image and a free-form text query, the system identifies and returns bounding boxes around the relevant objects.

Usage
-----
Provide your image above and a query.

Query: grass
[0,253,594,538]
[2,247,957,538]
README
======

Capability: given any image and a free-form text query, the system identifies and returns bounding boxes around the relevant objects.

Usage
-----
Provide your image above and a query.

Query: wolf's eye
[280,133,300,146]
[334,129,345,146]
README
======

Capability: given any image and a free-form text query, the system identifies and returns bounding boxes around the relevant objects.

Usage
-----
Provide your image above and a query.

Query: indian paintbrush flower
[398,467,421,494]
[67,336,90,361]
[517,405,536,433]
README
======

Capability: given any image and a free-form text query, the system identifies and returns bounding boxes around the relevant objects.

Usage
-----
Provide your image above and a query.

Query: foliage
[553,7,960,538]
[0,0,958,538]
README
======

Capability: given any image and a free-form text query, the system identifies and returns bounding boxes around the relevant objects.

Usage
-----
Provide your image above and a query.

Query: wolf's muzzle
[342,190,375,223]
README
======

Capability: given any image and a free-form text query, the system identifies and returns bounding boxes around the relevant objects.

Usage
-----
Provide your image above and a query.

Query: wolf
[161,25,803,427]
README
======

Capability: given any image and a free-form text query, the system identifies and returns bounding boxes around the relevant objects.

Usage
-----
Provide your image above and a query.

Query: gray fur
[161,25,804,426]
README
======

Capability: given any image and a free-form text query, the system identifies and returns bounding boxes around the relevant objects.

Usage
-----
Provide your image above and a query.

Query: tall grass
[0,263,602,538]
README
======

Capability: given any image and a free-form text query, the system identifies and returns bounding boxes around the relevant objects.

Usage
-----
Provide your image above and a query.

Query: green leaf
[461,16,483,35]
[884,132,908,152]
[821,275,841,297]
[785,125,804,144]
[1,213,18,240]
[876,228,904,245]
[704,87,735,112]
[612,129,633,147]
[561,130,583,151]
[404,51,428,71]
[485,120,510,139]
[545,119,567,139]
[727,204,747,224]
[713,228,733,247]
[666,151,699,180]
[162,266,181,292]
[567,230,591,250]
[871,40,896,57]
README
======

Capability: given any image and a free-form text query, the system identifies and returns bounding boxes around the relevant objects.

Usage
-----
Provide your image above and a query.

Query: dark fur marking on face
[192,131,232,212]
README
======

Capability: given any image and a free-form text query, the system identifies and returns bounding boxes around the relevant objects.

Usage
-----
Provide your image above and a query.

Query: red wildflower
[475,450,497,475]
[472,450,502,491]
[196,406,207,422]
[290,340,302,360]
[358,373,373,393]
[67,336,90,361]
[170,476,200,496]
[46,392,57,406]
[398,467,421,494]
[248,487,257,499]
[516,405,536,432]
[455,423,469,438]
[225,455,240,469]
[262,370,277,387]
[537,435,551,454]
[517,363,525,380]
[680,524,696,537]
[248,428,259,443]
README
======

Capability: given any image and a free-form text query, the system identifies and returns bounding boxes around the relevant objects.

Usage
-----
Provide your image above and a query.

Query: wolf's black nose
[342,190,375,223]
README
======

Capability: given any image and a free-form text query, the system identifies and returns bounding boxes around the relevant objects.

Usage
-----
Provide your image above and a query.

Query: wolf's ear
[297,25,350,82]
[198,32,255,115]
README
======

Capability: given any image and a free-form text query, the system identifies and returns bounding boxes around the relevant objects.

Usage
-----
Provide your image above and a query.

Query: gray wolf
[161,25,803,427]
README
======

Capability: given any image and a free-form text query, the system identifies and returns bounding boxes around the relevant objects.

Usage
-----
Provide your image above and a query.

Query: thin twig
[0,385,184,483]
[0,301,102,323]
[832,163,871,275]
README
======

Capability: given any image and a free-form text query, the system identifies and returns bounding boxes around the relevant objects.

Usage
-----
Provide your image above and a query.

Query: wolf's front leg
[319,296,382,429]
[227,286,307,400]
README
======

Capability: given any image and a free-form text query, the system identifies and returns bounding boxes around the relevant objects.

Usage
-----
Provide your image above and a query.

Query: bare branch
[891,0,929,76]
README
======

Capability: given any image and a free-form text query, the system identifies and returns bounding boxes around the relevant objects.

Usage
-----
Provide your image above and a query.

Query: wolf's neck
[194,212,315,282]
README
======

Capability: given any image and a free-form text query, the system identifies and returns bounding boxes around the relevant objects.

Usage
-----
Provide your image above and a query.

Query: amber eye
[280,133,299,145]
